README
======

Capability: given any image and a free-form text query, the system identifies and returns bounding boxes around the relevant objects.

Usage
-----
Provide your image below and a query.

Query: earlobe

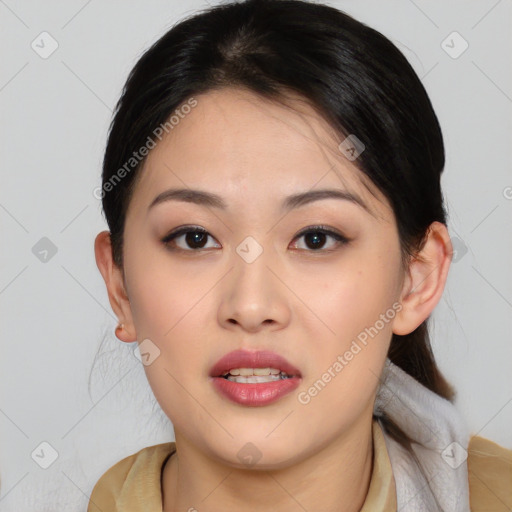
[94,231,137,342]
[392,222,452,336]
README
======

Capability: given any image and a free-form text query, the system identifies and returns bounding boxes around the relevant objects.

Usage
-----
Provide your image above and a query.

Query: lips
[209,349,302,378]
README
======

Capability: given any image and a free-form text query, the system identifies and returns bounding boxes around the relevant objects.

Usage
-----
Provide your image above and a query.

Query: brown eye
[162,227,221,251]
[290,226,349,251]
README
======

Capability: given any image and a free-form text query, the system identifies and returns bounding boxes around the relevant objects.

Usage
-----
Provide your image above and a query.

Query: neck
[162,412,374,512]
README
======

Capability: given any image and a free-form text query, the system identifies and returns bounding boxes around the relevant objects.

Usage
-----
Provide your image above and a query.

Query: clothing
[373,358,471,511]
[371,359,512,511]
[87,419,396,512]
[87,360,512,512]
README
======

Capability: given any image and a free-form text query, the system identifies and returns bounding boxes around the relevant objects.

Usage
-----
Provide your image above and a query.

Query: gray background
[1,0,511,510]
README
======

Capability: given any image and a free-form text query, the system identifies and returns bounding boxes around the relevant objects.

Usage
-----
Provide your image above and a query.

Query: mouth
[210,349,302,379]
[209,349,302,407]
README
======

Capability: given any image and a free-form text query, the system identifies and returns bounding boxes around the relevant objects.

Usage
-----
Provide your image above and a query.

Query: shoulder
[467,434,512,511]
[87,442,176,512]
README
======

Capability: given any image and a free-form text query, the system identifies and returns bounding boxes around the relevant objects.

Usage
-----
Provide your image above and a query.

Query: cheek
[293,276,396,441]
[123,242,215,382]
[124,241,211,339]
[295,247,401,399]
[299,251,401,340]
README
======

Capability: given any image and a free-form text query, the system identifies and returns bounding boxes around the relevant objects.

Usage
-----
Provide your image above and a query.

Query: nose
[218,245,291,333]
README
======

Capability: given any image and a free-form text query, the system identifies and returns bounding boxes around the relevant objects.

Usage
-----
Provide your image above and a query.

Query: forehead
[128,87,390,218]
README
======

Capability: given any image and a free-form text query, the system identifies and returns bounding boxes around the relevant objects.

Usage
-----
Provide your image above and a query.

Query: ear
[94,231,137,342]
[393,221,453,335]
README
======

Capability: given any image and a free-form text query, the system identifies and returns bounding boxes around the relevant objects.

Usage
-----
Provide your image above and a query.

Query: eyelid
[161,225,208,242]
[293,224,348,240]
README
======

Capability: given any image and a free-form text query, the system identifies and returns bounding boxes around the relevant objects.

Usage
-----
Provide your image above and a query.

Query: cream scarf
[373,359,471,511]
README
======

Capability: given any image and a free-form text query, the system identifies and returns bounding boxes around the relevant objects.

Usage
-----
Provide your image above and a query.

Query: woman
[89,0,512,510]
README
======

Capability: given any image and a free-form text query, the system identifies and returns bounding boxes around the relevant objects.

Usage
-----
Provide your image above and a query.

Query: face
[120,87,406,468]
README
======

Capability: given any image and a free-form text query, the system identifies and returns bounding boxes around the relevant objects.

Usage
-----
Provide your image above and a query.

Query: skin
[95,87,453,512]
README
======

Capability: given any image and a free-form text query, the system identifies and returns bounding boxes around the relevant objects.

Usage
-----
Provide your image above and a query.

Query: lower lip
[211,376,301,406]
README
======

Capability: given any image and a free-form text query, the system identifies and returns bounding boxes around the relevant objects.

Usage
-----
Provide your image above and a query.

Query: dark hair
[98,0,454,485]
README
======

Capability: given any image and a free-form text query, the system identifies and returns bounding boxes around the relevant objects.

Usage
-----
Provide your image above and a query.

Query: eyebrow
[147,187,370,213]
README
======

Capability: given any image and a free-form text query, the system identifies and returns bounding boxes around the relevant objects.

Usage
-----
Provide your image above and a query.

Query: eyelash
[161,224,350,253]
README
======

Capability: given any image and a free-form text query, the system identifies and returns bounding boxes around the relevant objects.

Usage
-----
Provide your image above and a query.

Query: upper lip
[210,349,302,377]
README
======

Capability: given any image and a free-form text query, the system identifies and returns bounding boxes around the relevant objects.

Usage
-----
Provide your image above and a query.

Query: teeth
[254,367,280,376]
[224,367,284,377]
